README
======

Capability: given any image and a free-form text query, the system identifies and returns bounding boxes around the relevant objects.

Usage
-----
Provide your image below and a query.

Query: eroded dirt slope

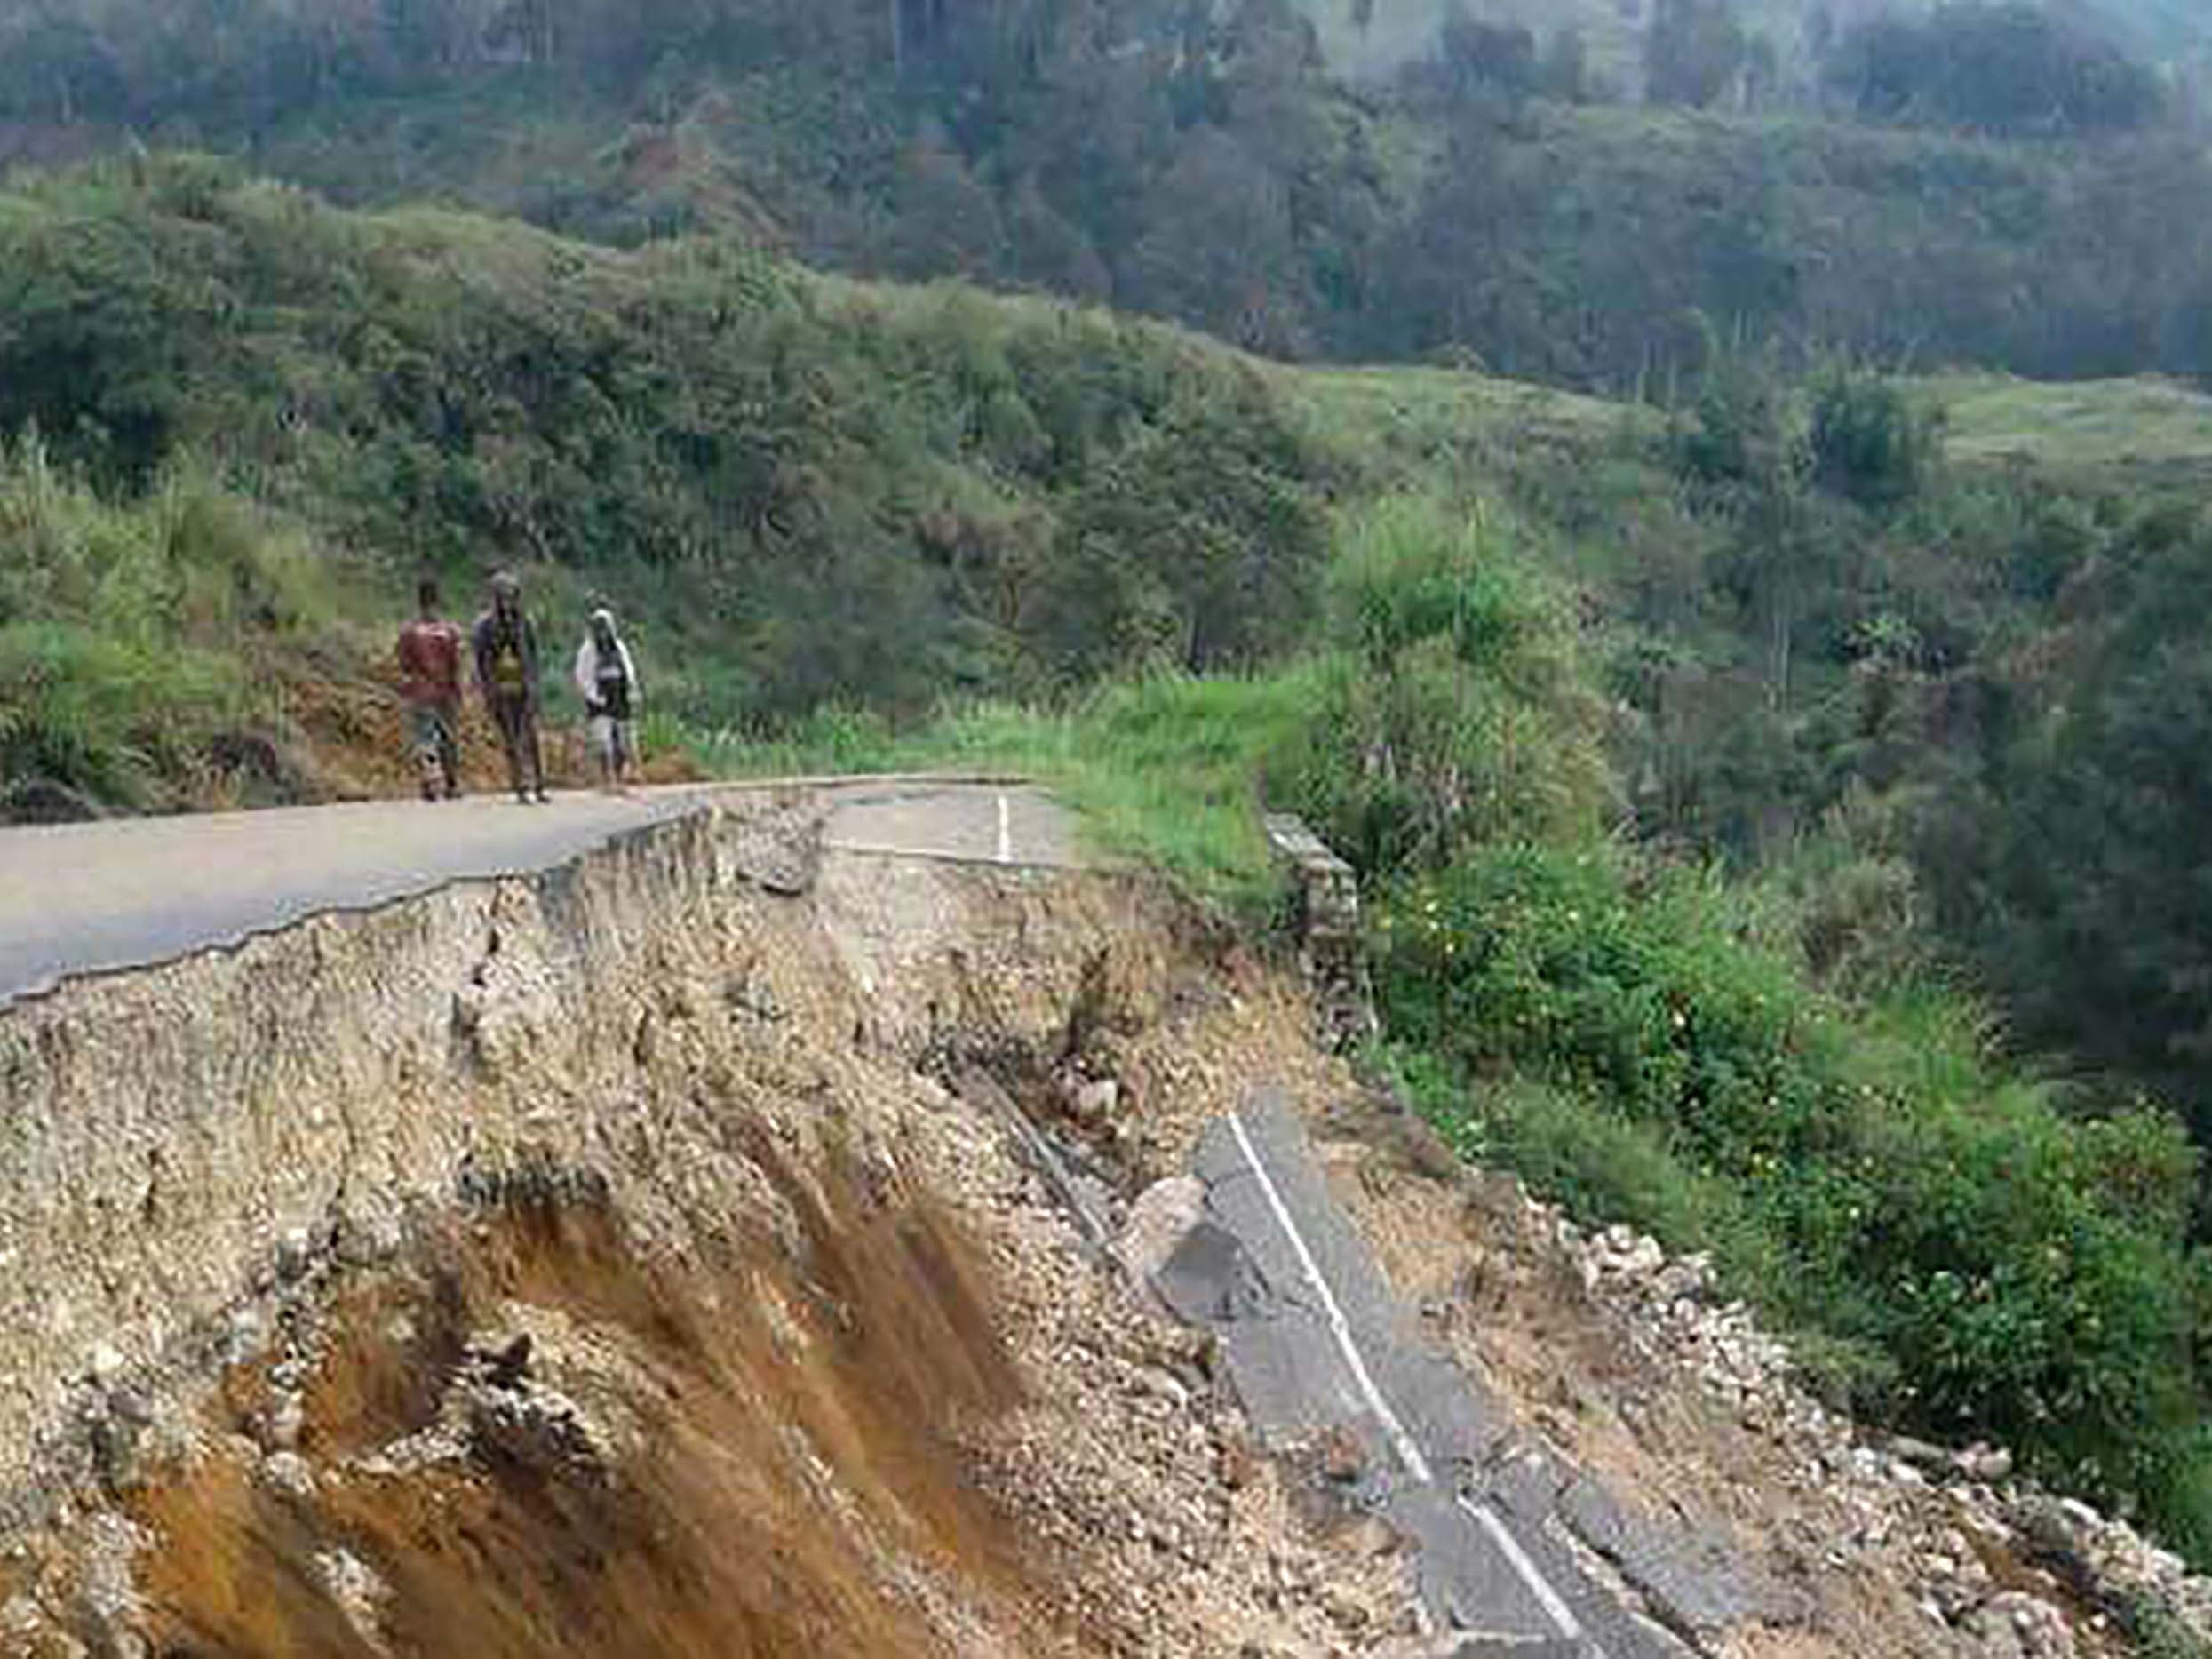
[4,792,2203,1659]
[0,799,1422,1656]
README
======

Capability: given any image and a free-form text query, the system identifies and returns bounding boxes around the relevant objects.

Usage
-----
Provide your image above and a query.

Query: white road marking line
[1228,1110,1432,1486]
[1460,1494,1591,1646]
[996,791,1013,865]
[1228,1106,1598,1653]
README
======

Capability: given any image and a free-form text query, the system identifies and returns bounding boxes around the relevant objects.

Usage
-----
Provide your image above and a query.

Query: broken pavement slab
[1556,1478,1814,1649]
[1160,1089,1803,1658]
[822,780,1078,867]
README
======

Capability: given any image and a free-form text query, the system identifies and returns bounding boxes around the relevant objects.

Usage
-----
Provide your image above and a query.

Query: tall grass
[0,438,348,817]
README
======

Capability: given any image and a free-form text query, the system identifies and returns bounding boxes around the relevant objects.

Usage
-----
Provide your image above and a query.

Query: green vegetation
[1951,514,2212,1115]
[5,0,2212,388]
[0,437,354,818]
[1376,843,2208,1535]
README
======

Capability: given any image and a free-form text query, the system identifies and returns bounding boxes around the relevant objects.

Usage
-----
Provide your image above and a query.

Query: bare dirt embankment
[0,788,2197,1659]
[0,791,1422,1655]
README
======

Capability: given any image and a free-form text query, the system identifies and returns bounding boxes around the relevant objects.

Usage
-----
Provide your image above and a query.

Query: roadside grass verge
[686,668,1319,913]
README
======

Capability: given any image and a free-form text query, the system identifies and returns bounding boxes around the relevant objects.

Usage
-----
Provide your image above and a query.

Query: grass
[921,676,1321,905]
[1291,355,2212,500]
[688,670,1319,911]
[1925,371,2212,483]
[0,439,367,816]
[1281,363,1639,491]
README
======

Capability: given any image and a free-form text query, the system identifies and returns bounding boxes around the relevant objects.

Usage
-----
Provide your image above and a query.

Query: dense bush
[1280,495,1611,871]
[1807,366,1943,509]
[0,157,1327,748]
[1372,841,2212,1552]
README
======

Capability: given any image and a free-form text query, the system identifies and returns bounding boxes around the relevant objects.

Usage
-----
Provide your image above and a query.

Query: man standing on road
[396,577,465,801]
[573,606,641,794]
[473,570,550,804]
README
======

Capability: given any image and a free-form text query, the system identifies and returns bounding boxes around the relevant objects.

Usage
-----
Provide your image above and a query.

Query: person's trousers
[489,693,543,795]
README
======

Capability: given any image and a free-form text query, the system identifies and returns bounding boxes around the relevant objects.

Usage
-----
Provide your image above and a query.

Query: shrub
[1808,365,1941,509]
[1279,495,1611,871]
[1373,839,2212,1545]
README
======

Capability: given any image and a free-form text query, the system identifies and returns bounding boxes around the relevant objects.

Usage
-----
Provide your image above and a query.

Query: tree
[0,12,128,124]
[1032,387,1326,678]
[1540,26,1591,104]
[1971,524,2212,1119]
[1121,129,1311,357]
[1644,0,1747,109]
[1420,5,1537,106]
[1807,366,1940,510]
[885,139,1007,281]
[1825,4,2164,136]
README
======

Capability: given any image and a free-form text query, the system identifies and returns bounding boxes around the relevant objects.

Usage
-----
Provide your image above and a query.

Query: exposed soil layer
[0,801,1428,1656]
[133,1170,1045,1659]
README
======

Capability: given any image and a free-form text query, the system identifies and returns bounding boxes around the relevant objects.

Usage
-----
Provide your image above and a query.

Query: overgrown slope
[0,156,1328,809]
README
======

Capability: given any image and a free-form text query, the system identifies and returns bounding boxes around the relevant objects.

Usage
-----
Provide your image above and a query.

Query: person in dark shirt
[396,577,465,801]
[472,570,549,804]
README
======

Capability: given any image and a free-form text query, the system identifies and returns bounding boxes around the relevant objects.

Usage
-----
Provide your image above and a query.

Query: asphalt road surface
[1158,1093,1808,1658]
[0,778,1073,1006]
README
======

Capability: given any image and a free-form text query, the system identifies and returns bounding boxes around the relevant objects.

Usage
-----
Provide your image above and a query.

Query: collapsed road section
[1152,1092,1806,1658]
[0,783,2151,1657]
[0,785,1449,1655]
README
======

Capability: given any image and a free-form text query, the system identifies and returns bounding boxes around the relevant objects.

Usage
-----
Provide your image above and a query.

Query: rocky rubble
[1562,1208,2212,1658]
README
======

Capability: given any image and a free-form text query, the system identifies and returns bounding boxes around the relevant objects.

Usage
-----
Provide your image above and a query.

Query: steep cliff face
[0,792,1422,1656]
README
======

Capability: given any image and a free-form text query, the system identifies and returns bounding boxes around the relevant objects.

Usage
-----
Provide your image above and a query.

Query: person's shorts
[408,704,456,754]
[589,714,633,765]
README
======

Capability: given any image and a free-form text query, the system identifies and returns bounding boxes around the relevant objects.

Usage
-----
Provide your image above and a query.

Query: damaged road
[1154,1091,1808,1658]
[0,776,1070,1005]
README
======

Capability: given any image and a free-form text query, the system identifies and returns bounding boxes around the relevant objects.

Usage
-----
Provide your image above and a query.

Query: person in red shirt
[396,577,465,801]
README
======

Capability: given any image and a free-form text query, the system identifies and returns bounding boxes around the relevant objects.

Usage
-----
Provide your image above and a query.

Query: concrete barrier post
[1263,813,1377,1051]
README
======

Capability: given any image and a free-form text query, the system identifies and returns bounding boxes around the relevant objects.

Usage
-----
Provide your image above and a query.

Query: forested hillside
[1322,0,2209,89]
[4,0,2211,385]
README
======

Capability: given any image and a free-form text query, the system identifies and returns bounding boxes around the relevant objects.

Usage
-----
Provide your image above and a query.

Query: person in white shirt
[573,607,641,792]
